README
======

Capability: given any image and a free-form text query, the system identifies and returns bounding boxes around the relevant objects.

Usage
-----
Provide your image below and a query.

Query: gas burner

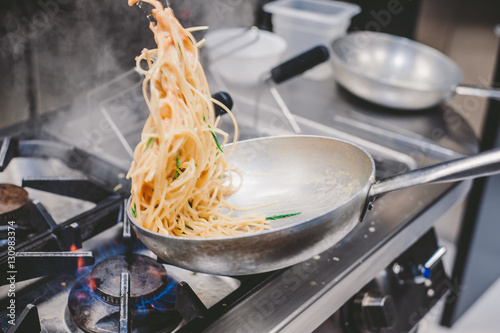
[67,254,182,333]
[0,183,29,223]
[91,254,168,305]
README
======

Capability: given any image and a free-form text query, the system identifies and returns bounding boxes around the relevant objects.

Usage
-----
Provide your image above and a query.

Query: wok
[128,136,500,275]
[330,31,500,110]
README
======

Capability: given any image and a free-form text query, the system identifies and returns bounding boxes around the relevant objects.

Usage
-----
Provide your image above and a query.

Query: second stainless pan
[330,31,500,110]
[128,136,500,275]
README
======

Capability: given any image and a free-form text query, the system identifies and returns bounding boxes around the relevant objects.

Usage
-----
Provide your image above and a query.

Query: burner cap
[91,254,168,305]
[0,184,29,222]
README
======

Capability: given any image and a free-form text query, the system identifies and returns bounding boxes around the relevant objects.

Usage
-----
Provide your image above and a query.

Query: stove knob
[352,291,397,332]
[362,292,397,331]
[393,246,447,285]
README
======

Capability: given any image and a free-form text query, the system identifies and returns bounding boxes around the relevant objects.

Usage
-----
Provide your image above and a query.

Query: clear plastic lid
[264,0,361,26]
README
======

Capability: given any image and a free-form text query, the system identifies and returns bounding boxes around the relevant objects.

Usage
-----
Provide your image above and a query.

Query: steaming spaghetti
[126,0,269,237]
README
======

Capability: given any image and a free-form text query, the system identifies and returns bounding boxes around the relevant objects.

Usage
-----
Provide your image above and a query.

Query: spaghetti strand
[127,0,268,237]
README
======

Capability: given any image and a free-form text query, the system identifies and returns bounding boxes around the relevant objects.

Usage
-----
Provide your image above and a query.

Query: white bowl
[264,0,360,80]
[205,28,287,85]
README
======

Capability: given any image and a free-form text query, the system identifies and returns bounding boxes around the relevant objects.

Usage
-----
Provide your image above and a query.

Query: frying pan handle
[455,85,500,101]
[368,147,500,198]
[270,45,330,84]
[212,91,233,117]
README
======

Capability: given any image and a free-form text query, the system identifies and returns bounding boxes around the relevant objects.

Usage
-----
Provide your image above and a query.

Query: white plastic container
[264,0,360,80]
[205,28,287,85]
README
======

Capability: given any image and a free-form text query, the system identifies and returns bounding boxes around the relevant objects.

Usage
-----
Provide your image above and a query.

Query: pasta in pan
[126,0,269,237]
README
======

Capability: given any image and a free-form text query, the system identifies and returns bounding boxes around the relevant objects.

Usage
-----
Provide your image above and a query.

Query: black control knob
[352,291,397,332]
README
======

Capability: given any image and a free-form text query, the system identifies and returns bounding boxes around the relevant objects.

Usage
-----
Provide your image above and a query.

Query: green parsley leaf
[266,212,301,220]
[174,151,181,179]
[131,203,137,218]
[208,125,223,153]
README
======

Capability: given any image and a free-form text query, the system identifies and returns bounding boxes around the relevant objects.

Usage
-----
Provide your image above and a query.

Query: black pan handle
[212,91,233,118]
[270,45,330,84]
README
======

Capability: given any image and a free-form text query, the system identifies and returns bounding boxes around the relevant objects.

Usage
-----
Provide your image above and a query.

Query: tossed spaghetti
[126,0,269,237]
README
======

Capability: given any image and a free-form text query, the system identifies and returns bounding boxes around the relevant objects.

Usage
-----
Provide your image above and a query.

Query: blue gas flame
[134,276,177,317]
[70,237,178,311]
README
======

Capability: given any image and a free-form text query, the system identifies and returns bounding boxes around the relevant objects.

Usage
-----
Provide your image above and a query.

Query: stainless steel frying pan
[330,31,500,110]
[127,136,500,275]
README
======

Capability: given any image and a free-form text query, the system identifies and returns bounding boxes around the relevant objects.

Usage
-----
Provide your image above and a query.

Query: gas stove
[0,72,476,332]
[0,134,272,332]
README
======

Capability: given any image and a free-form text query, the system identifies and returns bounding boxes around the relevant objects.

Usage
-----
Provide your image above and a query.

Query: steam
[1,0,262,167]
